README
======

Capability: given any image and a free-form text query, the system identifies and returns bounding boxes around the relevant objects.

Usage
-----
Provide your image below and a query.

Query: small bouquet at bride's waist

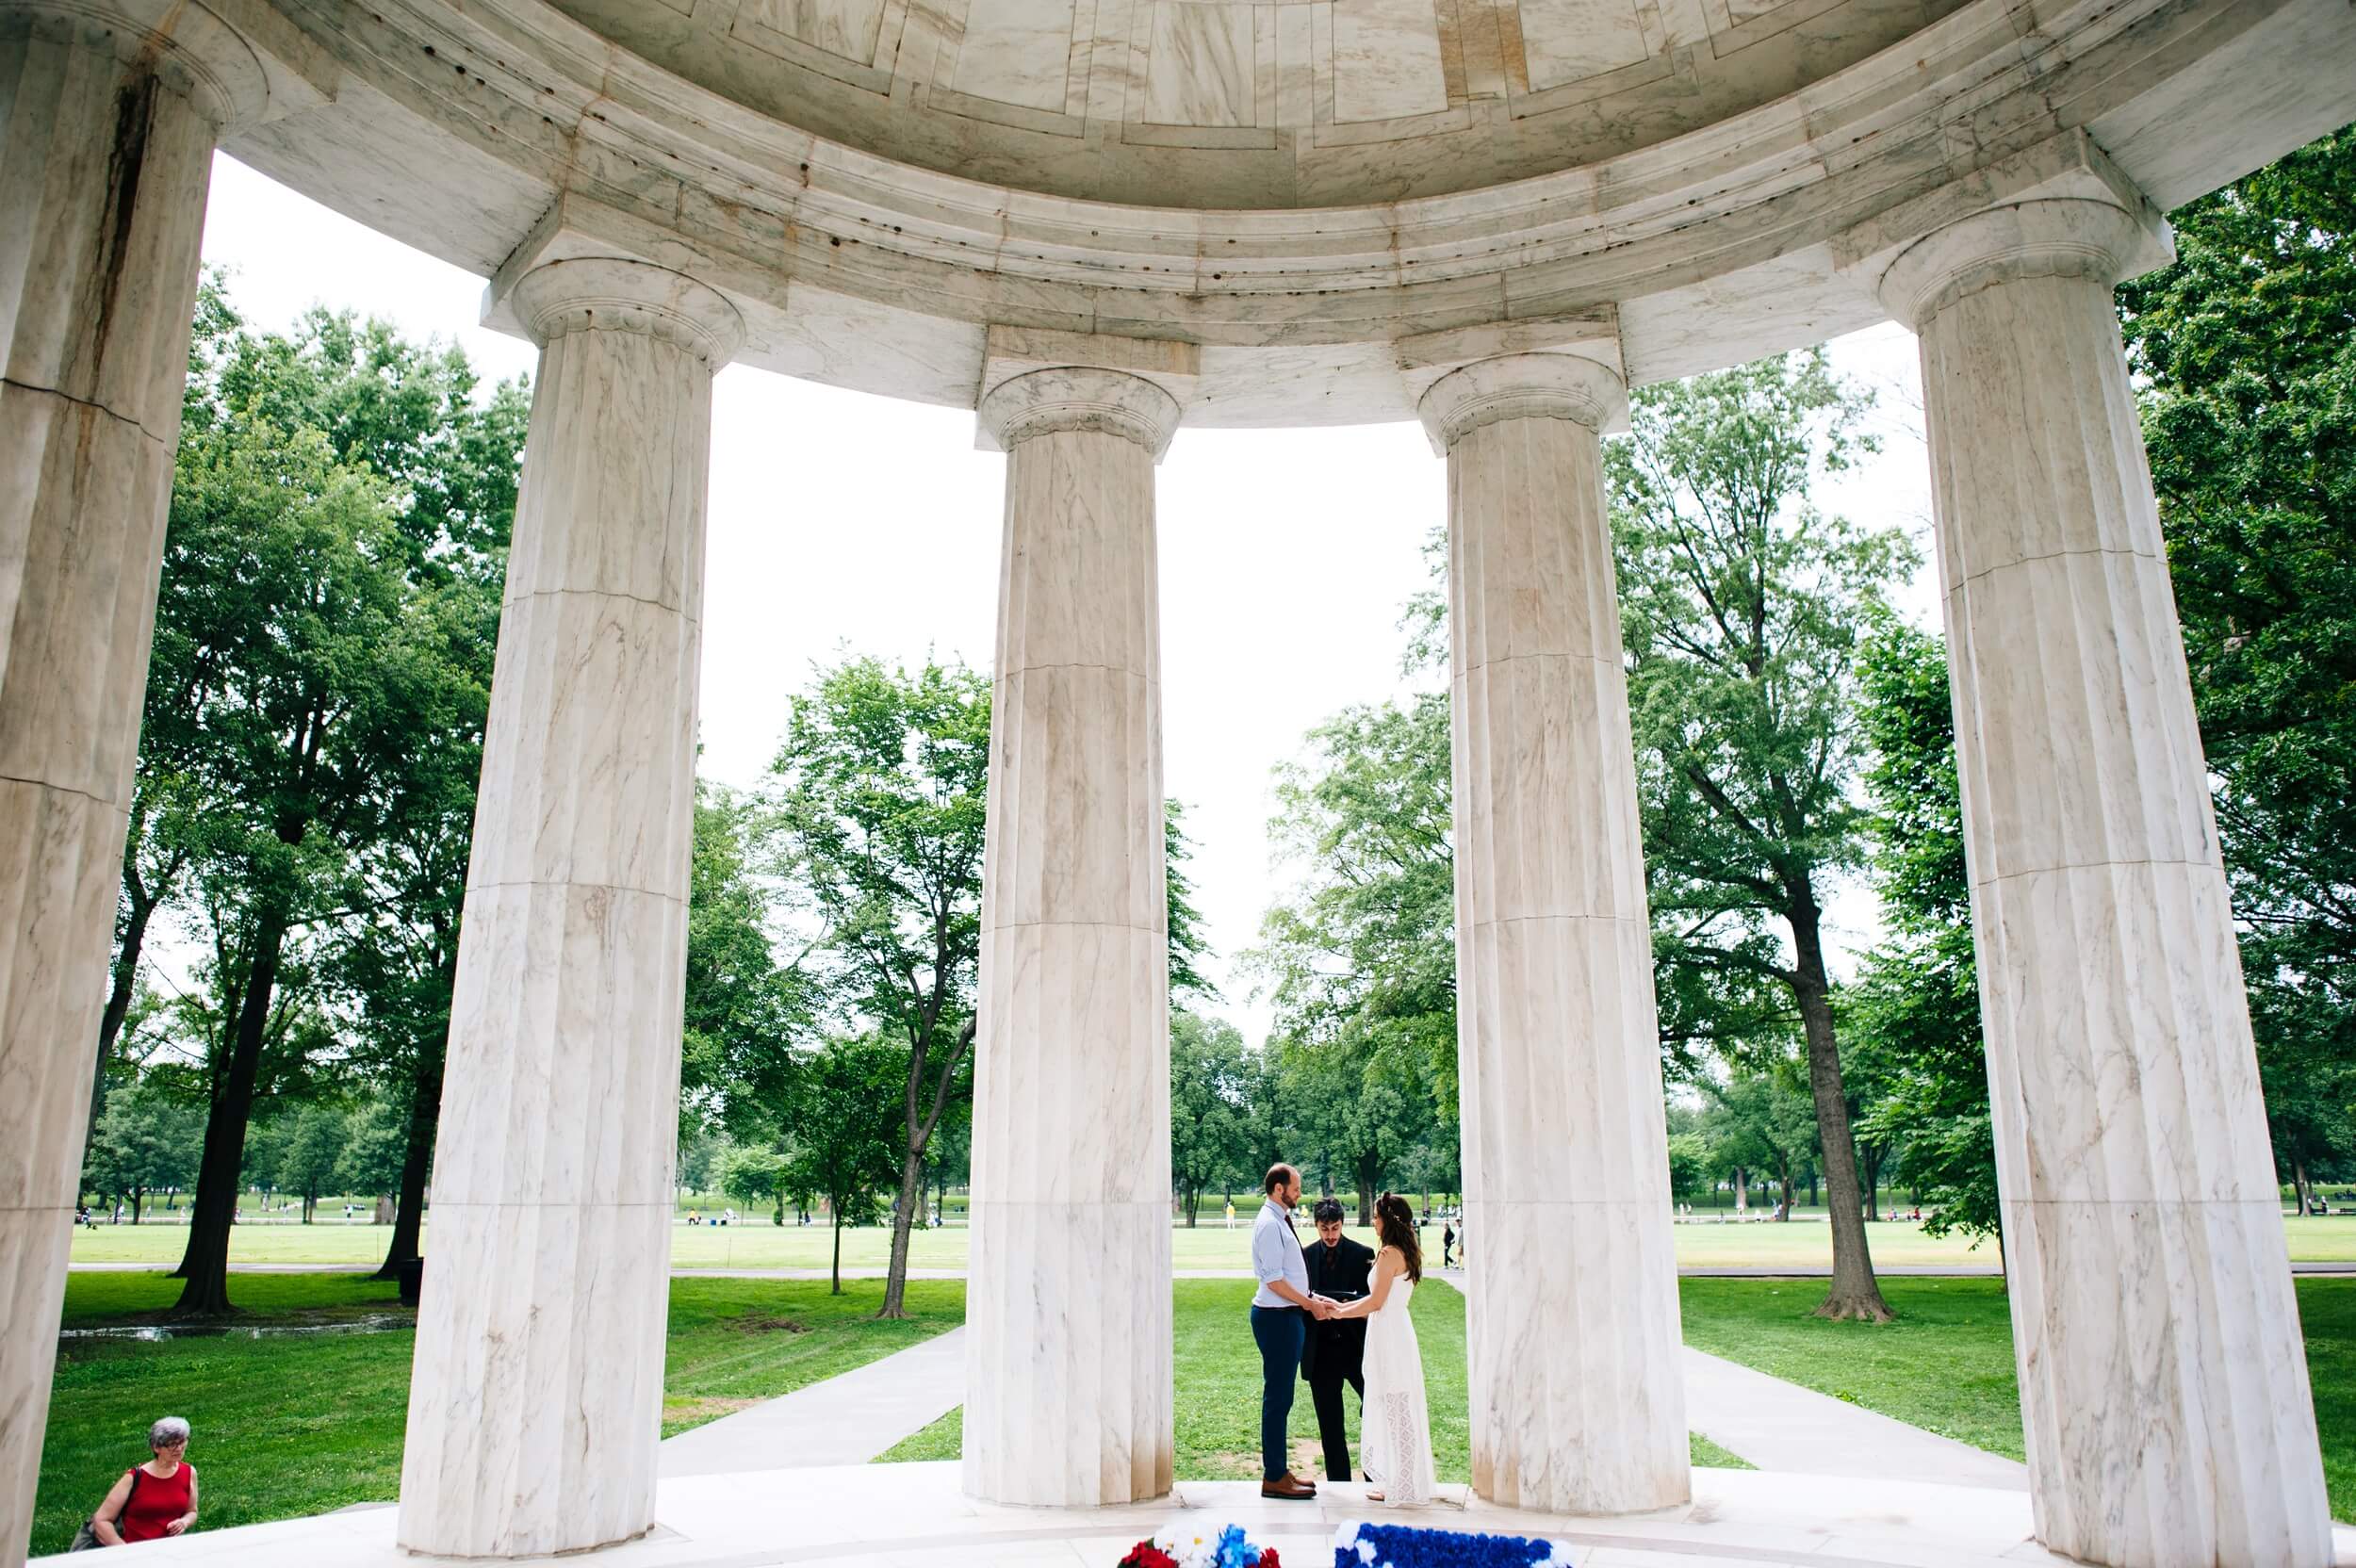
[1119,1522,1281,1568]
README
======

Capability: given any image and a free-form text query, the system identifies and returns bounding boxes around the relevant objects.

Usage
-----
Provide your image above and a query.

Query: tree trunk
[1808,1169,1819,1209]
[1862,1145,1882,1221]
[1790,898,1891,1323]
[2293,1159,2312,1217]
[831,1211,844,1296]
[131,1187,145,1225]
[879,1143,924,1319]
[90,893,154,1151]
[1776,1165,1793,1220]
[372,1053,439,1281]
[1732,1167,1747,1215]
[1185,1186,1199,1227]
[172,909,289,1317]
[1356,1149,1380,1225]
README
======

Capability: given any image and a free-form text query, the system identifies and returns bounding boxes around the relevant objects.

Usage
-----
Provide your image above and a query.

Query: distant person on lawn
[83,1417,198,1546]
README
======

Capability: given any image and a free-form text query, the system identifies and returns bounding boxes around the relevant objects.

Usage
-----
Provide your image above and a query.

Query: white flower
[1356,1542,1376,1564]
[1333,1523,1361,1549]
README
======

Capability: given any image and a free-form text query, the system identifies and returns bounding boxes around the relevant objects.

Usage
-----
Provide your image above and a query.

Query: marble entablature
[214,0,2356,427]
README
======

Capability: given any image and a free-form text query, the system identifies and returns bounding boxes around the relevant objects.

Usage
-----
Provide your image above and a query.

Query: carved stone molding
[1876,196,2174,330]
[1417,351,1627,452]
[976,366,1186,461]
[0,0,330,131]
[502,256,747,367]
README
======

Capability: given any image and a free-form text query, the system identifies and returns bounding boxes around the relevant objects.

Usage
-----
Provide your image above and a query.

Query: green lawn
[1681,1275,2356,1523]
[30,1273,960,1557]
[876,1279,1749,1478]
[35,1268,2351,1553]
[68,1214,2356,1272]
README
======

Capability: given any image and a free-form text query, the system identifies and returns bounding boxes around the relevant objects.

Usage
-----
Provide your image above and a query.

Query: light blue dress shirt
[1251,1197,1309,1309]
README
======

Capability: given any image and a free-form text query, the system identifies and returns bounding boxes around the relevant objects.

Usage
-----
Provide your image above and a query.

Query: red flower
[1259,1551,1281,1568]
[1118,1545,1178,1568]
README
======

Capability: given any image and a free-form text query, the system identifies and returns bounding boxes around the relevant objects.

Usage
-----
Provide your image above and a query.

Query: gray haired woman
[74,1417,198,1547]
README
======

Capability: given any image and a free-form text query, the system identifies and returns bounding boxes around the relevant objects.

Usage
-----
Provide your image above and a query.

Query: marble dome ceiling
[543,0,1970,207]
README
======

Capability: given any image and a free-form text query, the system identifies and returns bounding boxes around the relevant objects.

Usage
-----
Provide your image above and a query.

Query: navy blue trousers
[1250,1304,1306,1480]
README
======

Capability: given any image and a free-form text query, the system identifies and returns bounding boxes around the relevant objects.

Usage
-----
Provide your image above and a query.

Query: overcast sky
[191,153,1940,1048]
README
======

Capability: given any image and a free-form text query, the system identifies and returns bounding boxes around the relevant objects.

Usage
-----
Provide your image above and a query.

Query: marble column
[1881,197,2331,1568]
[0,10,264,1566]
[1423,354,1690,1516]
[964,367,1179,1507]
[396,258,742,1560]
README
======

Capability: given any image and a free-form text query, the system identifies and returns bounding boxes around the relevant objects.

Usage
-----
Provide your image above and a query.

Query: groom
[1249,1163,1330,1500]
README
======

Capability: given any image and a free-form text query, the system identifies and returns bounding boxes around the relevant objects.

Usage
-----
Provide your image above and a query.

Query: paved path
[656,1326,966,1476]
[1680,1344,2029,1488]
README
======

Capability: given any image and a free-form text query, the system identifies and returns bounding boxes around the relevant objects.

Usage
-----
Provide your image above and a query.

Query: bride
[1326,1192,1436,1505]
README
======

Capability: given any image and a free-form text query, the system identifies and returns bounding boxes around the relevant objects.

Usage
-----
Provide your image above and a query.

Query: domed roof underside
[546,0,1971,208]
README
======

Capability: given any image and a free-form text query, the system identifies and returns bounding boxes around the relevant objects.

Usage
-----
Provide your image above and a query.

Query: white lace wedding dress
[1357,1258,1437,1505]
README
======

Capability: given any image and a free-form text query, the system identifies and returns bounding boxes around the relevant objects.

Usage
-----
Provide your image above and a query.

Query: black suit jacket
[1300,1235,1374,1384]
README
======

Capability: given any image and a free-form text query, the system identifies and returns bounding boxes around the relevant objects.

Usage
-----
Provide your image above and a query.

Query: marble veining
[0,24,222,1568]
[1896,197,2331,1568]
[1427,359,1690,1517]
[965,368,1177,1508]
[396,260,733,1560]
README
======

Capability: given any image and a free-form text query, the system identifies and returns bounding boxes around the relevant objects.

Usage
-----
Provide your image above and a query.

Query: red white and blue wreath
[1330,1520,1575,1568]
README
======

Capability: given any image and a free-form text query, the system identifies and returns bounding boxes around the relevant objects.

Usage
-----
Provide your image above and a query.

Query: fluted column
[964,367,1179,1507]
[1882,197,2331,1568]
[0,9,271,1566]
[397,258,743,1560]
[1424,354,1689,1516]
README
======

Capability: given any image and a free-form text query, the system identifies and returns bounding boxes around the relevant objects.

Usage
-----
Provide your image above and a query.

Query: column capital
[1417,352,1626,454]
[977,366,1184,461]
[500,257,746,367]
[1876,197,2173,330]
[2,1,333,131]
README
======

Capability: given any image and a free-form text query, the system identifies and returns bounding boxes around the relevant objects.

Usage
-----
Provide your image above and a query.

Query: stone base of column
[963,1197,1174,1506]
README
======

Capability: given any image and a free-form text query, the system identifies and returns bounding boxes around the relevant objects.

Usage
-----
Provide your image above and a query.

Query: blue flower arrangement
[1330,1521,1571,1568]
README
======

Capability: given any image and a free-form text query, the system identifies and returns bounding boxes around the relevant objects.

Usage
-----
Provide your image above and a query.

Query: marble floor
[34,1463,2356,1568]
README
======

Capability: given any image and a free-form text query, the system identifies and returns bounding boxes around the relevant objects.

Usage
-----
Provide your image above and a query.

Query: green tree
[273,1104,351,1224]
[1170,1009,1249,1225]
[81,1084,205,1224]
[1250,693,1457,1219]
[134,288,526,1314]
[338,1097,411,1211]
[769,657,990,1318]
[769,657,1212,1315]
[2118,124,2356,1209]
[720,1143,789,1226]
[1847,619,2001,1248]
[1699,1060,1818,1220]
[781,1037,908,1293]
[1664,1130,1710,1209]
[1610,350,1915,1320]
[682,780,806,1140]
[1165,802,1218,1002]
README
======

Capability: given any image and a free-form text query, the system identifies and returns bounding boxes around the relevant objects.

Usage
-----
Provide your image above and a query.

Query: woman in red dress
[90,1417,199,1544]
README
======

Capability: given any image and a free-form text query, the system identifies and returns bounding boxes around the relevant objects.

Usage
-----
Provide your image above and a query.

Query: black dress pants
[1309,1368,1365,1480]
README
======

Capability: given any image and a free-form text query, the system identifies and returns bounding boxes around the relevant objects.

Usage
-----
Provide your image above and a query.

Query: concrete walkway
[1681,1344,2029,1488]
[656,1326,965,1477]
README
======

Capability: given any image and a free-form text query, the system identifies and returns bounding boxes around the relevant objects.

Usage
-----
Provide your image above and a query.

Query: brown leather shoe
[1260,1473,1317,1500]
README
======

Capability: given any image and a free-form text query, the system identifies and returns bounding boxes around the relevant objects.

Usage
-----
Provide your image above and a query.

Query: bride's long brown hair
[1373,1193,1423,1282]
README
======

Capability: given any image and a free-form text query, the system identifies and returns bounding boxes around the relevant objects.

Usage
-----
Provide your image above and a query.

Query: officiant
[1301,1198,1374,1481]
